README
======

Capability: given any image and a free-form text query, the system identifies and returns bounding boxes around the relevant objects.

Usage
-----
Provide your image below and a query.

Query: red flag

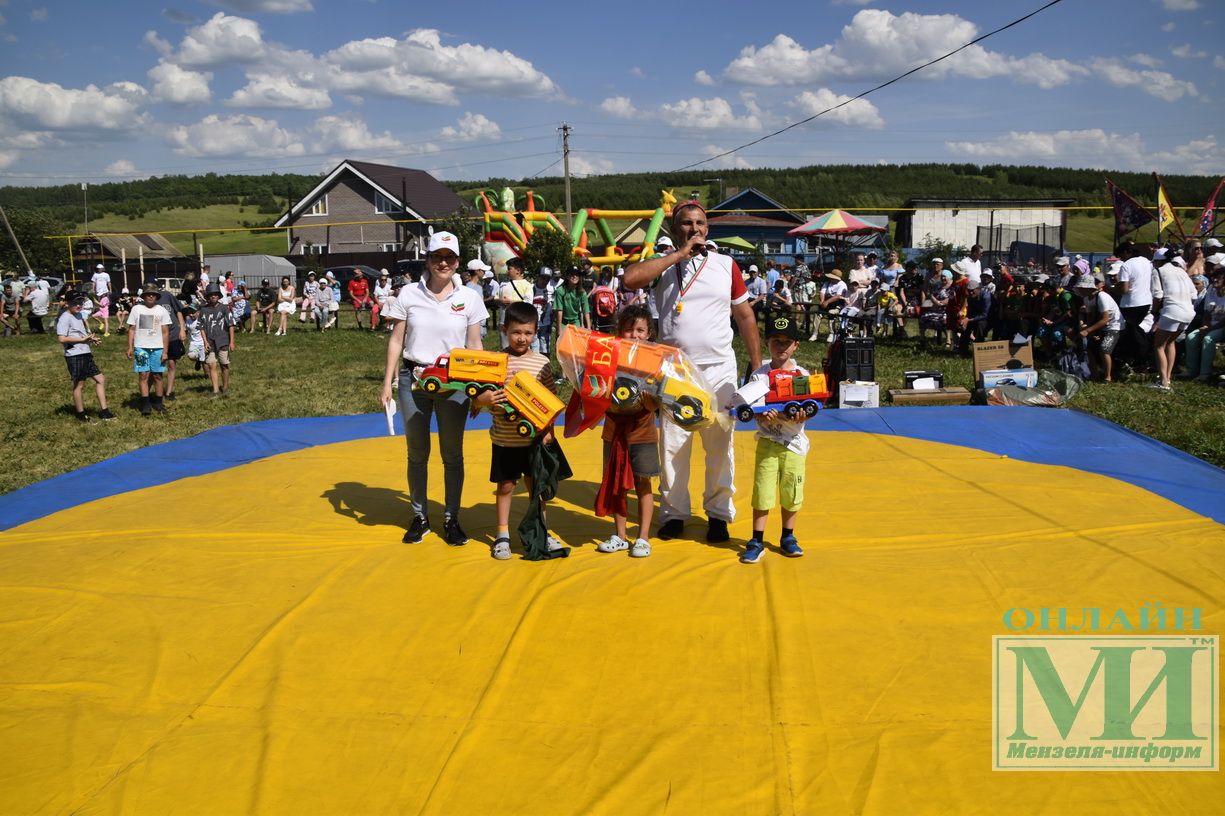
[1193,177,1224,237]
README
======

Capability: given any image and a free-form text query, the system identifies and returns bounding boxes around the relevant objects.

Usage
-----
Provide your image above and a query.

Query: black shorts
[602,441,661,478]
[65,353,101,383]
[166,339,186,361]
[490,443,533,483]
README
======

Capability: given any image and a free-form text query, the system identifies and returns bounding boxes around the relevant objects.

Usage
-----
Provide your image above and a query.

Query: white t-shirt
[959,257,982,286]
[847,267,873,287]
[91,270,111,297]
[24,281,50,316]
[1118,257,1154,308]
[654,252,749,366]
[749,362,811,456]
[820,279,848,302]
[1202,286,1225,326]
[1151,264,1196,324]
[373,281,392,305]
[1090,291,1122,332]
[384,280,488,364]
[127,303,171,348]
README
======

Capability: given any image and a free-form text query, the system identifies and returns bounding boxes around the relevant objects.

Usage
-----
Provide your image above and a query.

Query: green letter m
[1007,645,1205,741]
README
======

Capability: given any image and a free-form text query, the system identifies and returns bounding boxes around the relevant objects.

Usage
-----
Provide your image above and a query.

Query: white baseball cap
[1204,237,1222,249]
[95,263,105,269]
[1054,256,1070,267]
[930,257,944,264]
[748,264,759,272]
[704,239,718,250]
[466,258,491,272]
[655,236,674,248]
[427,231,460,254]
[1207,252,1225,265]
[1152,248,1169,261]
[482,270,494,280]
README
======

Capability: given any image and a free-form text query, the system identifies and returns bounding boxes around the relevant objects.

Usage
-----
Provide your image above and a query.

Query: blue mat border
[2,407,1222,531]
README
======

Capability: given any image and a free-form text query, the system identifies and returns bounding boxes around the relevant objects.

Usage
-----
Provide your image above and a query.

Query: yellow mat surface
[1,430,1222,814]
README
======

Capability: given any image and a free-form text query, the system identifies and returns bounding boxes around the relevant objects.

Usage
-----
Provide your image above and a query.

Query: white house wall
[911,207,1063,249]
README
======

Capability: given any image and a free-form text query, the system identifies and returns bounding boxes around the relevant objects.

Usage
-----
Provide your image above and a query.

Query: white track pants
[658,357,739,524]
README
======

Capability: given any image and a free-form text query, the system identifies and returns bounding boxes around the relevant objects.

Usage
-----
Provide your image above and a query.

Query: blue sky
[0,0,1220,186]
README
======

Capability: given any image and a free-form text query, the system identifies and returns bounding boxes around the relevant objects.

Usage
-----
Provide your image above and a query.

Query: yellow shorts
[752,439,806,512]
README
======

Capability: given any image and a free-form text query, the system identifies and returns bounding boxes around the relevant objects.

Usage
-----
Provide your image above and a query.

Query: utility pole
[82,182,90,273]
[559,122,572,232]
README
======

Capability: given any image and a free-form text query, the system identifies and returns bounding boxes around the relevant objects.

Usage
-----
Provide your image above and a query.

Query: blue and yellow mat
[1,408,1222,813]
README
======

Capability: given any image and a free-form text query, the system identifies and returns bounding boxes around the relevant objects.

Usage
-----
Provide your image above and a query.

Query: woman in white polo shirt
[380,232,489,546]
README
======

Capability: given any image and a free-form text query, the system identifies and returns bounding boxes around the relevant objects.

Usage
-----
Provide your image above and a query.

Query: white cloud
[1132,54,1162,68]
[1171,44,1207,58]
[660,97,761,130]
[0,77,148,132]
[1089,58,1197,99]
[167,113,304,156]
[694,69,715,86]
[148,61,212,105]
[790,88,883,128]
[227,73,330,108]
[439,112,501,142]
[103,159,143,178]
[0,151,17,170]
[833,0,875,4]
[1161,0,1199,10]
[322,29,557,102]
[945,128,1224,174]
[208,0,313,12]
[144,30,173,57]
[1162,22,1176,31]
[700,145,752,170]
[1215,56,1225,70]
[721,11,1086,90]
[599,95,642,119]
[176,13,266,68]
[30,7,47,21]
[569,154,614,176]
[307,115,401,151]
[630,66,644,78]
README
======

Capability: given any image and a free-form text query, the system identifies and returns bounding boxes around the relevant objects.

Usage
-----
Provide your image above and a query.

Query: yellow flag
[1157,183,1175,233]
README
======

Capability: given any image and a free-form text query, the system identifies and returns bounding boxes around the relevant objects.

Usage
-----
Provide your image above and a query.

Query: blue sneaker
[780,534,804,558]
[740,541,766,564]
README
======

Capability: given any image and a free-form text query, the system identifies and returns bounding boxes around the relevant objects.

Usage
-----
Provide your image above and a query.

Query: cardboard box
[839,380,879,409]
[980,368,1039,389]
[888,386,973,406]
[904,369,944,389]
[972,340,1034,382]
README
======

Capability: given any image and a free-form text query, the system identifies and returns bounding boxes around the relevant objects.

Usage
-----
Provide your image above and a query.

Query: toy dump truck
[415,349,508,397]
[556,327,712,429]
[728,368,829,423]
[500,371,565,438]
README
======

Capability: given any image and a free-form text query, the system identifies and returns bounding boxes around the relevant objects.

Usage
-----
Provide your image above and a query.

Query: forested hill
[0,164,1215,226]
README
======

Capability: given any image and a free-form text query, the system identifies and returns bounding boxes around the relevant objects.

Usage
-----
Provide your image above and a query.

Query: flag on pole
[1105,178,1154,241]
[1193,177,1224,237]
[1154,172,1185,240]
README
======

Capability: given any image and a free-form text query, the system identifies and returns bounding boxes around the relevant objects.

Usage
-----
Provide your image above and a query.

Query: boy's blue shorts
[133,347,166,374]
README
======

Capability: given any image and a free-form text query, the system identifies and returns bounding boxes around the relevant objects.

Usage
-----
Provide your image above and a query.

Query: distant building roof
[76,232,181,260]
[707,213,801,228]
[711,187,806,224]
[903,197,1076,208]
[274,159,470,227]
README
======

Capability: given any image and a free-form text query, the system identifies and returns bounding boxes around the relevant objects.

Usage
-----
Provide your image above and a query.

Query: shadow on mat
[323,482,413,528]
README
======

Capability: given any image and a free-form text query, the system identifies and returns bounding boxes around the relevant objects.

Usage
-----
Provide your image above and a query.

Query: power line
[673,0,1066,172]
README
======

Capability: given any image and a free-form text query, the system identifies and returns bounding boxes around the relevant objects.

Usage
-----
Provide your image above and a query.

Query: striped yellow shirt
[490,349,555,448]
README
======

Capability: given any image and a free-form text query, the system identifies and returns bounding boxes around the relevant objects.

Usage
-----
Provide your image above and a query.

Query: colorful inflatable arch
[478,188,679,267]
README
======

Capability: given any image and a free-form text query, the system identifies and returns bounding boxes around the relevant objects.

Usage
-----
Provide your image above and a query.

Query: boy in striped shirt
[472,301,559,560]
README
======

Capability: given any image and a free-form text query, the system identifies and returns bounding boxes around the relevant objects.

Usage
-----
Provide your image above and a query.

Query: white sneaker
[491,537,511,560]
[546,534,566,551]
[630,538,651,558]
[597,534,629,553]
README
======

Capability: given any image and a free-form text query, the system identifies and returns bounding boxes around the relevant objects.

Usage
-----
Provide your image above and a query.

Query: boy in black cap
[57,293,114,421]
[742,315,810,564]
[198,284,236,396]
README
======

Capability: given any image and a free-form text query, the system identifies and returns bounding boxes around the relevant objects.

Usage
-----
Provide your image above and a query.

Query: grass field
[4,306,1222,497]
[76,204,287,255]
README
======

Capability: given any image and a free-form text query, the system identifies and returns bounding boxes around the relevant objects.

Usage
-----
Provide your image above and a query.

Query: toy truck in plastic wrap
[727,368,830,423]
[556,327,712,429]
[499,370,565,438]
[415,349,508,397]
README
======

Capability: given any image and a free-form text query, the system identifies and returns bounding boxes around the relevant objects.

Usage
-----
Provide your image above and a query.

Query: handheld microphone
[698,245,708,256]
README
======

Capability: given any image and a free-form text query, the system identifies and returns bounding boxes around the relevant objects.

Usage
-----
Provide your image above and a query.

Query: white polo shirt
[1118,257,1154,309]
[384,280,488,364]
[654,252,748,366]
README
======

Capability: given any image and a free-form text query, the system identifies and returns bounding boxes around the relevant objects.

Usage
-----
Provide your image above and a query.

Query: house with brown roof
[274,160,470,256]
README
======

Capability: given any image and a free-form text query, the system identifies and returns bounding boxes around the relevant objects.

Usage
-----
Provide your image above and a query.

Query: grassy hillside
[76,204,287,255]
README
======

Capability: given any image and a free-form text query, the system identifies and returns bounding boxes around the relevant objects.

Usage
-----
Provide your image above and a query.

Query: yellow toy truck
[415,349,508,397]
[500,371,565,438]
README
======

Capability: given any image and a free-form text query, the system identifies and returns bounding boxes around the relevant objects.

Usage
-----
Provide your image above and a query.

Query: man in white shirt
[90,264,112,299]
[1115,241,1155,371]
[22,274,51,334]
[958,245,983,287]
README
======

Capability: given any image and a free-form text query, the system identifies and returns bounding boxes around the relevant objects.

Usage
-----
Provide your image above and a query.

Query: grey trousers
[397,373,470,521]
